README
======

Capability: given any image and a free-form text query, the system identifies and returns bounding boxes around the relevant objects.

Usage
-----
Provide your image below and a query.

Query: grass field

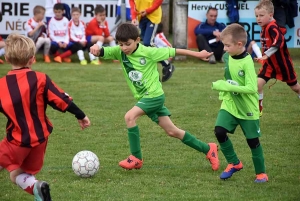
[0,52,300,201]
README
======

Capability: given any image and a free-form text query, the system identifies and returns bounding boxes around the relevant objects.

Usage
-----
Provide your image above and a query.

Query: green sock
[220,138,239,164]
[251,145,266,174]
[182,131,210,154]
[128,125,142,160]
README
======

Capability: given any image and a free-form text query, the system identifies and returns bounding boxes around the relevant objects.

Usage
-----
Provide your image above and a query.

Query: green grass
[0,53,300,201]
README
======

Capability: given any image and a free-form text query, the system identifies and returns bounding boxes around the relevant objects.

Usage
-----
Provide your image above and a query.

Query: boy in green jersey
[90,23,219,171]
[212,23,268,183]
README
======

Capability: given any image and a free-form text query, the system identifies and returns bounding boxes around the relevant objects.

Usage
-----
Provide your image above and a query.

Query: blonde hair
[5,33,36,66]
[255,0,274,13]
[220,23,247,45]
[33,5,45,15]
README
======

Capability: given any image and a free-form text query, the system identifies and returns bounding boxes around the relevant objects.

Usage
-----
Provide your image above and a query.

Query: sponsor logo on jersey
[128,70,143,82]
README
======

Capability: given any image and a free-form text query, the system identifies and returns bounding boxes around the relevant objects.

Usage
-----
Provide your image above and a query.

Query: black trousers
[196,34,224,61]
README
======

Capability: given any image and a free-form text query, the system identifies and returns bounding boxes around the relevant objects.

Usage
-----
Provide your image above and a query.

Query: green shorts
[215,109,261,139]
[135,94,171,124]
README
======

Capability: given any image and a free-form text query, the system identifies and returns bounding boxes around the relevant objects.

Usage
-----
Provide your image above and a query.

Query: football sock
[252,43,262,58]
[181,131,210,154]
[89,52,96,61]
[77,50,85,61]
[96,41,103,49]
[219,138,239,164]
[109,40,116,47]
[128,125,142,160]
[43,39,51,55]
[16,173,36,195]
[259,93,263,112]
[60,50,72,59]
[251,145,266,174]
[54,51,60,57]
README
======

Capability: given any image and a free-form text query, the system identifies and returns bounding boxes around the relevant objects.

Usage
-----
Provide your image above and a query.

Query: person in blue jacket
[194,8,226,64]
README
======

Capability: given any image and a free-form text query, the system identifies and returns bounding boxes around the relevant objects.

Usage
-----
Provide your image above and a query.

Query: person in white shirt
[45,0,61,25]
[48,3,80,63]
[154,23,173,62]
[26,6,51,63]
[68,7,89,65]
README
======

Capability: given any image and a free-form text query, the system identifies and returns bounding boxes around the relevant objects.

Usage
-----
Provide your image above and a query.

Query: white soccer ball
[72,150,100,178]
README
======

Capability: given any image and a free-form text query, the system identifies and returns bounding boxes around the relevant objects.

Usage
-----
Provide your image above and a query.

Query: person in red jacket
[85,5,116,65]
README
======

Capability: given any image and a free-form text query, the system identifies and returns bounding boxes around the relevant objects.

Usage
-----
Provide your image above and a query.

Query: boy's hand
[78,116,90,130]
[255,55,268,62]
[140,10,147,17]
[38,21,45,27]
[197,50,214,61]
[58,42,64,48]
[131,19,138,26]
[90,44,100,56]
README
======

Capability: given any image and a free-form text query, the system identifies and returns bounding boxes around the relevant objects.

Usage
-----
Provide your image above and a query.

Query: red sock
[259,99,263,112]
[54,51,60,57]
[15,173,37,195]
[59,50,72,59]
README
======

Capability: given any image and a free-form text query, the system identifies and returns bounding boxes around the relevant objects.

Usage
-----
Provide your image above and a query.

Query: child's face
[72,11,81,22]
[95,12,106,23]
[54,9,64,19]
[118,38,140,55]
[255,8,273,27]
[35,11,45,22]
[222,36,244,56]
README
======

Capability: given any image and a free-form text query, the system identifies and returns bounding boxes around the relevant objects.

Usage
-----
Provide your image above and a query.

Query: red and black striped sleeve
[267,25,284,48]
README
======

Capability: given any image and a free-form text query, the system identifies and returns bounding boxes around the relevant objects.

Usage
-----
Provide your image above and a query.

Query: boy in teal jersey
[211,24,268,183]
[90,23,220,171]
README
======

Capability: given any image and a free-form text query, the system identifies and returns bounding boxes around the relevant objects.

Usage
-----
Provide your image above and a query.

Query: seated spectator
[45,0,61,25]
[48,3,80,63]
[26,5,51,63]
[194,8,225,64]
[85,5,116,65]
[68,7,88,65]
[0,36,5,64]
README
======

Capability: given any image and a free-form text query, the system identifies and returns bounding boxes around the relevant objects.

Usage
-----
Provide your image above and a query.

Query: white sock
[259,93,263,100]
[0,48,5,56]
[77,50,85,61]
[109,40,116,47]
[96,41,103,49]
[252,43,262,58]
[16,173,36,194]
[43,38,51,55]
[89,52,96,61]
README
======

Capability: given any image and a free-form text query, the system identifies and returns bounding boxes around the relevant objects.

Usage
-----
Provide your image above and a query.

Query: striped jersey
[0,68,72,147]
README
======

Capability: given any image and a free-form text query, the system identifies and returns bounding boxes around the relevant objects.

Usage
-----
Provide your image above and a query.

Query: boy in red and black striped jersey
[255,0,300,116]
[0,33,90,201]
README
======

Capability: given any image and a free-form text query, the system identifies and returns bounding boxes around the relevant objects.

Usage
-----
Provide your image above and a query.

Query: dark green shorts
[135,94,171,124]
[215,109,261,139]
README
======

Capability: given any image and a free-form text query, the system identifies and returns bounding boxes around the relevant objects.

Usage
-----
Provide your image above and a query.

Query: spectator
[26,5,51,63]
[129,0,175,82]
[45,0,61,25]
[48,3,80,63]
[194,8,226,64]
[68,7,88,65]
[85,5,116,65]
[0,36,5,64]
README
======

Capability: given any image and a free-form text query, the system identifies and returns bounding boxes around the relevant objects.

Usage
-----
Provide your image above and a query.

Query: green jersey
[212,52,259,120]
[102,44,176,100]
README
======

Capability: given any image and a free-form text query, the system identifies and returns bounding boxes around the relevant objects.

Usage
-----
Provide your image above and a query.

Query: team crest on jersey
[128,70,143,82]
[139,57,146,65]
[238,70,245,77]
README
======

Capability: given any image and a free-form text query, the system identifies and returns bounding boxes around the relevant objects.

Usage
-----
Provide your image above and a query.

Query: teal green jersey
[102,44,176,100]
[212,52,259,120]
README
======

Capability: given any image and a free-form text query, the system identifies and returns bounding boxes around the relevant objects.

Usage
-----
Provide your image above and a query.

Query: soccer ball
[72,150,100,178]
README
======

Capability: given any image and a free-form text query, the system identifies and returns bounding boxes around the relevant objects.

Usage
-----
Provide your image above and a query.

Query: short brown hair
[94,5,105,15]
[220,23,247,45]
[71,7,81,14]
[33,5,45,15]
[5,33,36,66]
[115,23,139,42]
[255,0,274,13]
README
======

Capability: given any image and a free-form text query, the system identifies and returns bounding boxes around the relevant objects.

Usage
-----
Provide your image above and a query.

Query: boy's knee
[124,112,135,124]
[214,126,228,143]
[246,138,260,149]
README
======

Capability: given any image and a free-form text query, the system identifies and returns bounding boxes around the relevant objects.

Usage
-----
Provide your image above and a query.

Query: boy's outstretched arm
[67,102,91,130]
[90,44,101,56]
[175,49,213,61]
